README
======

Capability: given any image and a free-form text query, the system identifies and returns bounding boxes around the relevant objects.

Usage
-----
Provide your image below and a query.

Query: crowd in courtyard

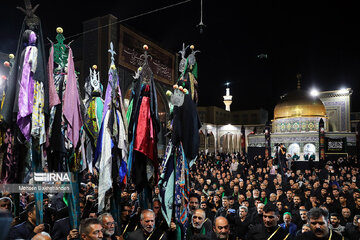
[1,151,360,240]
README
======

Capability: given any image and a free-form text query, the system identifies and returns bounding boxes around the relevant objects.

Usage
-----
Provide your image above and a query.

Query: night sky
[1,0,360,119]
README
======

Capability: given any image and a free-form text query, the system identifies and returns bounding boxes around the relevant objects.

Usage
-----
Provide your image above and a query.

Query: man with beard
[329,213,345,236]
[151,199,169,239]
[201,201,215,222]
[283,190,294,211]
[343,215,360,240]
[324,196,341,214]
[280,212,297,238]
[188,193,213,236]
[277,188,286,203]
[295,209,308,230]
[247,204,289,240]
[212,216,233,240]
[187,208,212,239]
[127,209,156,240]
[295,208,343,240]
[250,202,264,225]
[216,196,230,218]
[118,201,138,240]
[98,213,116,240]
[276,201,286,221]
[289,195,302,217]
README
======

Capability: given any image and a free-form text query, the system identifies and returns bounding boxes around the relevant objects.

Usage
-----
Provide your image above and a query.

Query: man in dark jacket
[187,208,212,239]
[211,216,234,240]
[51,216,71,240]
[234,206,251,240]
[8,202,47,240]
[80,218,103,240]
[127,209,155,240]
[295,208,343,240]
[246,204,289,240]
[343,215,360,240]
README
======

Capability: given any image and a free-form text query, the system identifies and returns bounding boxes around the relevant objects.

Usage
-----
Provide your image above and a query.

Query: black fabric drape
[1,20,49,128]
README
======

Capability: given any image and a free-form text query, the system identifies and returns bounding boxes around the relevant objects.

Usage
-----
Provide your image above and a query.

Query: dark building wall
[81,14,119,98]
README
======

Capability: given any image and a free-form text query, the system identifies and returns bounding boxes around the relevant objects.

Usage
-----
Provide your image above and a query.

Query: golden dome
[274,89,326,120]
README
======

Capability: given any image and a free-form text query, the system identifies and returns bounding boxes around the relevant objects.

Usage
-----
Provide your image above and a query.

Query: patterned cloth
[158,141,175,227]
[85,98,102,142]
[31,81,46,145]
[17,44,37,140]
[175,143,190,238]
[0,129,16,183]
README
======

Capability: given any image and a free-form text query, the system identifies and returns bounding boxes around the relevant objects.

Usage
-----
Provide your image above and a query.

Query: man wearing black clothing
[295,208,343,240]
[8,202,48,240]
[201,201,215,223]
[276,188,286,203]
[295,209,308,230]
[118,202,138,239]
[215,196,230,218]
[276,201,286,222]
[343,215,360,240]
[246,204,289,240]
[234,206,251,240]
[212,216,234,240]
[353,197,360,217]
[250,202,264,225]
[278,144,287,172]
[340,207,352,226]
[324,196,341,214]
[283,190,294,211]
[127,209,156,240]
[318,188,328,205]
[187,208,212,239]
[289,195,302,217]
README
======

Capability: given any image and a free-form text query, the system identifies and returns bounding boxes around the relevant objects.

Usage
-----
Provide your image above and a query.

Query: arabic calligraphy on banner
[325,137,347,153]
[119,25,175,85]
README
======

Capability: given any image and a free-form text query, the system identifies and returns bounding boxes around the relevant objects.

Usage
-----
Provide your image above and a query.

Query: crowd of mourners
[1,152,360,240]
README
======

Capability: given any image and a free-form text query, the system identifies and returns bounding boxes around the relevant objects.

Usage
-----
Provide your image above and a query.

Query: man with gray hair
[127,209,155,240]
[250,202,264,225]
[252,189,260,200]
[234,206,251,239]
[98,212,116,240]
[216,196,230,218]
[32,232,52,240]
[186,208,212,239]
[268,193,277,205]
[343,215,360,240]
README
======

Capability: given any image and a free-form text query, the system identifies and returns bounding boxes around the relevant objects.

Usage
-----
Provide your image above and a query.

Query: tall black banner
[325,137,347,153]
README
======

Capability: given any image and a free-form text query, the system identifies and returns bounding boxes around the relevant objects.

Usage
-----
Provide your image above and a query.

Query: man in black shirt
[8,202,47,240]
[295,208,343,240]
[234,206,251,240]
[216,196,230,218]
[247,204,289,240]
[283,190,294,211]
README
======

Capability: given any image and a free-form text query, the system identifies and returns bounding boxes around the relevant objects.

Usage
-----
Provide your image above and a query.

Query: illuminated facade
[248,88,356,160]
